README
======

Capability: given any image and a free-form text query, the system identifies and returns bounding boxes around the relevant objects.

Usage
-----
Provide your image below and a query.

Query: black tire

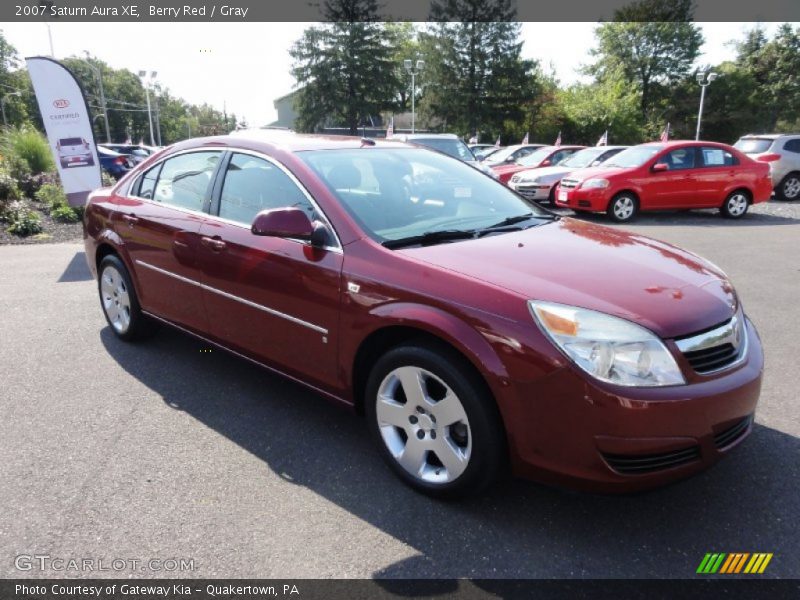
[606,192,638,222]
[547,186,557,205]
[720,190,750,219]
[365,341,506,499]
[776,173,800,201]
[97,254,157,341]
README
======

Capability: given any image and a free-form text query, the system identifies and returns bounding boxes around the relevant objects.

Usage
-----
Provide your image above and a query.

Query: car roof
[190,129,414,152]
[394,133,459,140]
[738,133,800,140]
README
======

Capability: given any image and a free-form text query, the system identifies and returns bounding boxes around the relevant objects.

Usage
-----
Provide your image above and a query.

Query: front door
[645,147,700,208]
[197,151,344,391]
[115,150,223,331]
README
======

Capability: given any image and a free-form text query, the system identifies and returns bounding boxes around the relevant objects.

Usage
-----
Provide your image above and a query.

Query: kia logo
[53,99,70,109]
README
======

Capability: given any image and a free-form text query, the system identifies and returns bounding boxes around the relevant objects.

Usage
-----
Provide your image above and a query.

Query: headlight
[581,178,610,189]
[518,174,539,183]
[528,301,685,387]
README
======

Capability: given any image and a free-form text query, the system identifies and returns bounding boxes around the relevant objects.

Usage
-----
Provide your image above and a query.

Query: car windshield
[602,145,663,168]
[734,138,774,154]
[558,148,610,168]
[300,148,552,245]
[412,138,475,162]
[483,146,517,163]
[517,147,554,167]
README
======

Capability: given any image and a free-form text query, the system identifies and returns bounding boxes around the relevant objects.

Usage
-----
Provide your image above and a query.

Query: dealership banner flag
[26,56,102,207]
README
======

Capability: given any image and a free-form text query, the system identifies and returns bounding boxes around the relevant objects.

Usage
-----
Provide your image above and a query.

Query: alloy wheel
[783,176,800,200]
[375,366,472,484]
[100,265,131,334]
[726,193,748,217]
[613,196,635,220]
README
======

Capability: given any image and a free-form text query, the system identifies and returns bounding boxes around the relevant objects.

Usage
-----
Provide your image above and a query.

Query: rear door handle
[121,213,138,227]
[201,236,227,252]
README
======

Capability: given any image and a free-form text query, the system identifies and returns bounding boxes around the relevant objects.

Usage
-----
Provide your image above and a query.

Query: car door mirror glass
[652,162,669,172]
[251,207,314,240]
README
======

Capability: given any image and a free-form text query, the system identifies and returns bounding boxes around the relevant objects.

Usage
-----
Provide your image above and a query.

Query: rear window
[59,138,83,146]
[734,138,774,154]
[412,138,475,162]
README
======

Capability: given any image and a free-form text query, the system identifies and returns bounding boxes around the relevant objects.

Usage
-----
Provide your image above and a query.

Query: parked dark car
[97,146,134,180]
[100,144,157,165]
[84,132,762,498]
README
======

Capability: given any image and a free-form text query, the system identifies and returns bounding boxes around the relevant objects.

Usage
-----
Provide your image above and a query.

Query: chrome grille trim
[675,313,747,374]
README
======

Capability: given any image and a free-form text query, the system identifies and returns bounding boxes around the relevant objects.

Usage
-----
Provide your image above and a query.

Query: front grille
[714,415,753,449]
[683,343,739,373]
[510,175,521,183]
[602,445,700,475]
[560,178,579,189]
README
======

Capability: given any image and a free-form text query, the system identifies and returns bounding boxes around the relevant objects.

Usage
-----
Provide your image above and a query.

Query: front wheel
[606,193,638,222]
[365,343,505,499]
[720,191,749,219]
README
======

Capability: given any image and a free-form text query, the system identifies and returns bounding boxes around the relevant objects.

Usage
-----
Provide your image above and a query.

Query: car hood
[492,163,528,174]
[561,165,630,182]
[515,165,575,182]
[401,218,737,339]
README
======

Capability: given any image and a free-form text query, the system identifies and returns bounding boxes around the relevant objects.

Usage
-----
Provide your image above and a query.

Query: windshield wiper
[382,229,477,249]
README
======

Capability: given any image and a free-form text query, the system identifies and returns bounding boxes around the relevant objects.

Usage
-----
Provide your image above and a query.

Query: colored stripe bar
[697,553,714,574]
[734,553,750,573]
[719,554,736,574]
[744,554,760,574]
[710,553,726,573]
[758,554,773,574]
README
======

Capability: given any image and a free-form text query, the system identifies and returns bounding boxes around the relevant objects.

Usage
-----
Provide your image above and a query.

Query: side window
[219,153,314,225]
[516,148,534,159]
[700,147,738,167]
[152,151,221,211]
[663,148,697,170]
[784,139,800,154]
[137,163,161,199]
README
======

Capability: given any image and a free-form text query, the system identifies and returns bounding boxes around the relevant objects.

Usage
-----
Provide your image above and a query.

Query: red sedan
[84,132,762,498]
[492,145,585,183]
[555,141,773,221]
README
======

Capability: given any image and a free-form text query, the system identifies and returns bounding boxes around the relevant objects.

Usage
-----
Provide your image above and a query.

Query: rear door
[116,150,223,331]
[695,146,739,206]
[197,151,344,390]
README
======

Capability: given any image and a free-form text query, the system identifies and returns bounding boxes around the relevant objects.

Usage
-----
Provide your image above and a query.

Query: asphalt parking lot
[1,202,798,579]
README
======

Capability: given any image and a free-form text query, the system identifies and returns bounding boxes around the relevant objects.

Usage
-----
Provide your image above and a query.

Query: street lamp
[84,52,111,143]
[695,71,718,141]
[404,59,424,134]
[138,70,158,146]
[1,91,21,127]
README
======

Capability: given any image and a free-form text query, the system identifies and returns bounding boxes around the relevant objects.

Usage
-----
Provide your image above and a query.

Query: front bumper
[554,186,610,211]
[505,317,763,492]
[510,181,552,201]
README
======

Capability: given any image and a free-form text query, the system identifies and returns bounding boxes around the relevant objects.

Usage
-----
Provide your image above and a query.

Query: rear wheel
[365,342,505,499]
[98,255,156,341]
[720,190,750,219]
[606,193,638,222]
[547,186,557,205]
[777,173,800,201]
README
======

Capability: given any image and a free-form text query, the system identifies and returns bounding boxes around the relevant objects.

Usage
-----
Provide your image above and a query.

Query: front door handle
[201,236,227,252]
[121,213,138,227]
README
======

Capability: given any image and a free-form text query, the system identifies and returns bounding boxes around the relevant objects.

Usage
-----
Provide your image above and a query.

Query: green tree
[0,31,28,127]
[587,0,703,122]
[419,0,539,140]
[290,0,402,134]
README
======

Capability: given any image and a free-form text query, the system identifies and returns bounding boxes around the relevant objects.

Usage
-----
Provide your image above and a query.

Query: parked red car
[555,141,773,221]
[492,145,585,183]
[84,132,762,498]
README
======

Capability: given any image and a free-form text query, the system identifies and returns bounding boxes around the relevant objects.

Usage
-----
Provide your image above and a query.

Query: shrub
[0,170,20,200]
[19,170,59,198]
[6,204,43,236]
[1,127,55,174]
[1,151,31,181]
[35,183,68,212]
[51,204,80,222]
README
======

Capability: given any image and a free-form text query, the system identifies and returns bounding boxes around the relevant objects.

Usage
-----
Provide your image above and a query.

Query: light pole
[1,91,21,127]
[404,59,424,134]
[695,71,718,141]
[138,70,158,146]
[84,52,111,143]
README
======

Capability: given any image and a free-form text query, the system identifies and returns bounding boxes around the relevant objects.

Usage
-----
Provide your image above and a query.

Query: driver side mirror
[251,207,333,248]
[541,159,551,167]
[652,162,669,172]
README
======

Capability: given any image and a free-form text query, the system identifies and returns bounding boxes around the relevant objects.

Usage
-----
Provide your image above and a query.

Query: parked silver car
[393,133,499,178]
[734,134,800,200]
[508,145,628,203]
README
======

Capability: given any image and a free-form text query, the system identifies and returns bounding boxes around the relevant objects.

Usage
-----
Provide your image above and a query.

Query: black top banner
[4,0,800,22]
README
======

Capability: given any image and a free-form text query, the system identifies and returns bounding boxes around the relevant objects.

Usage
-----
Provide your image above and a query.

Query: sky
[1,22,790,127]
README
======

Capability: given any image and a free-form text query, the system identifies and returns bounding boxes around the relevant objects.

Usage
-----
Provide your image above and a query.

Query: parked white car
[734,134,800,200]
[508,146,628,203]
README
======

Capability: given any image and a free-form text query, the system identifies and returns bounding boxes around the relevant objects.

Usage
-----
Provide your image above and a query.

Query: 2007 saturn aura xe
[83,130,763,498]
